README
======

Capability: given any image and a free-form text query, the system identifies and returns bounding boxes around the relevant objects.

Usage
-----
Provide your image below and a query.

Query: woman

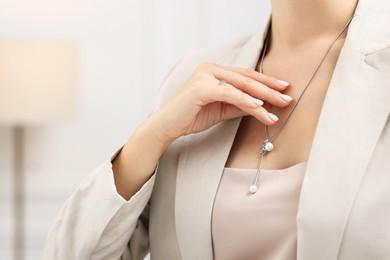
[44,0,390,259]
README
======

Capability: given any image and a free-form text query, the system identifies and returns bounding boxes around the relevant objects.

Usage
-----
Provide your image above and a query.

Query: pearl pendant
[249,184,258,194]
[264,140,274,152]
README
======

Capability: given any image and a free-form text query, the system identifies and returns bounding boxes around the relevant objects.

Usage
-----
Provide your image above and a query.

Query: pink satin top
[212,162,307,260]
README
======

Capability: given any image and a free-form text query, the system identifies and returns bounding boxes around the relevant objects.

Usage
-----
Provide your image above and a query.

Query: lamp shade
[0,41,79,125]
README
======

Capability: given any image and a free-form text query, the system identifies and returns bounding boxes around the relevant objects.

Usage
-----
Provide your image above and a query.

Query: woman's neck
[269,0,359,51]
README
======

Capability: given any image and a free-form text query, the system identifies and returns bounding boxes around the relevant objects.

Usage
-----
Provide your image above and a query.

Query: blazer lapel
[297,1,390,259]
[174,23,269,259]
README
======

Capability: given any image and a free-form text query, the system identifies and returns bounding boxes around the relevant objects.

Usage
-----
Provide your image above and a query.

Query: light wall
[0,1,270,259]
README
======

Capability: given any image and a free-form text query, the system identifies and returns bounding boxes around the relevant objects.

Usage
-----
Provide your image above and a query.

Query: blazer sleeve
[42,37,250,259]
[42,55,188,260]
[43,156,156,260]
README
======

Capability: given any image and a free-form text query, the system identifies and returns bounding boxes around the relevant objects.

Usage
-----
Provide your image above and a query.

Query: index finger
[218,65,289,91]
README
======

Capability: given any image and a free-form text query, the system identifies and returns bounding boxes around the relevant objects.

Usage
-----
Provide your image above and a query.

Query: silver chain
[249,15,354,194]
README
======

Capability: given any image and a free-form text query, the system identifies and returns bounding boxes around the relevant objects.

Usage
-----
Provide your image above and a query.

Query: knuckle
[265,86,274,96]
[190,71,211,86]
[196,71,210,81]
[257,73,274,87]
[260,86,273,100]
[238,92,246,106]
[244,68,257,77]
[272,89,281,99]
[242,76,254,86]
[197,62,215,71]
[260,73,272,81]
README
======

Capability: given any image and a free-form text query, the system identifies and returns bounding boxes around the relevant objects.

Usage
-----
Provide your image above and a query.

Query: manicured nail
[252,98,264,107]
[280,94,293,102]
[267,112,279,122]
[277,80,289,87]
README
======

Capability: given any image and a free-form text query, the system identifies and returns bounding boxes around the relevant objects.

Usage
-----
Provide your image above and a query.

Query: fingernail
[277,80,289,87]
[267,112,279,122]
[280,94,293,102]
[252,98,264,107]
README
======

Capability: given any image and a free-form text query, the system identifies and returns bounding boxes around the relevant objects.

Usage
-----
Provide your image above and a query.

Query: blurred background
[0,0,270,259]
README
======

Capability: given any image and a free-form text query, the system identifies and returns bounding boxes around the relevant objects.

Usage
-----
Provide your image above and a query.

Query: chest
[226,45,344,170]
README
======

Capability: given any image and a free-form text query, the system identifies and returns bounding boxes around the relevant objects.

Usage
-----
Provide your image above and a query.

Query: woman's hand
[149,62,292,145]
[113,62,292,200]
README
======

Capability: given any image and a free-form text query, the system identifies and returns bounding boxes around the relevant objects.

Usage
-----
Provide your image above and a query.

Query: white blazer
[44,0,390,259]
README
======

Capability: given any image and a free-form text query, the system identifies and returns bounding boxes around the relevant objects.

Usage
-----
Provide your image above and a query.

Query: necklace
[249,16,354,194]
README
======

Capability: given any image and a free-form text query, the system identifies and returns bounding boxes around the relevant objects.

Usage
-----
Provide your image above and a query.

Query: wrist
[135,115,175,154]
[114,117,169,180]
[142,112,178,148]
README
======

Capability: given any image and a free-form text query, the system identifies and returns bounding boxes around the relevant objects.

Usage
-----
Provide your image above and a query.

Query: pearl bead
[249,185,258,194]
[264,141,274,152]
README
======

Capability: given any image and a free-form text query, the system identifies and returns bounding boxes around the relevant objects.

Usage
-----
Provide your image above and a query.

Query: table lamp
[0,41,79,260]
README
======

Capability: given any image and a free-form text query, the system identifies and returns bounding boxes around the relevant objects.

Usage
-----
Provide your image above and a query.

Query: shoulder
[156,33,255,105]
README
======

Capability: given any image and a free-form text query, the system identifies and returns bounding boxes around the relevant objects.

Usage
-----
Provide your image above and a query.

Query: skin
[227,0,358,169]
[113,0,359,200]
